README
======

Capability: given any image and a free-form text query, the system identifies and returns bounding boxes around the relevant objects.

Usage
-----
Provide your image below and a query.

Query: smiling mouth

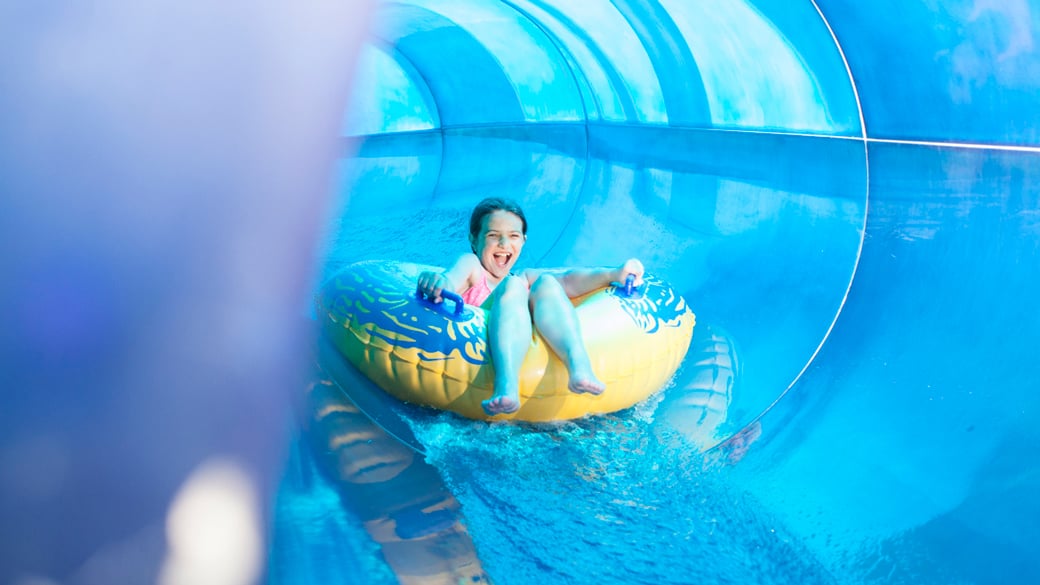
[492,252,511,267]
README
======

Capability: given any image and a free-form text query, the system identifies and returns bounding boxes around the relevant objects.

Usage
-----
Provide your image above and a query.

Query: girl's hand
[417,271,450,303]
[617,258,644,288]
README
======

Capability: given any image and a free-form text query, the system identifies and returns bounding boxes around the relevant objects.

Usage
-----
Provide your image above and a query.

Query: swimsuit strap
[461,270,492,306]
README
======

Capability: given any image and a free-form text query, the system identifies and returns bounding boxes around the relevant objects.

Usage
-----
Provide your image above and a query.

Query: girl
[417,197,644,416]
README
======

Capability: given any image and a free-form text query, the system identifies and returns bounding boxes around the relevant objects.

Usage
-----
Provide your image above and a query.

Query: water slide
[2,1,1038,584]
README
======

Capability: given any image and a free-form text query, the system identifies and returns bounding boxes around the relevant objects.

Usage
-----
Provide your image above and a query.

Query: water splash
[409,412,835,584]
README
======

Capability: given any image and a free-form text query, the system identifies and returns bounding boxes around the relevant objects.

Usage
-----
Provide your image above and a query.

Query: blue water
[275,349,838,584]
[408,413,834,585]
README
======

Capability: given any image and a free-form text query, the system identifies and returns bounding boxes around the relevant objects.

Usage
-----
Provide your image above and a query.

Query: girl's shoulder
[445,252,485,288]
[452,252,482,272]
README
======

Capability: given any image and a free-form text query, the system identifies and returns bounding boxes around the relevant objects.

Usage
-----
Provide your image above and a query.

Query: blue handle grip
[609,274,643,301]
[416,287,467,318]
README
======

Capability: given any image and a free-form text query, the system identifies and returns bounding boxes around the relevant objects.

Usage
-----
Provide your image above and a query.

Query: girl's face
[472,209,526,281]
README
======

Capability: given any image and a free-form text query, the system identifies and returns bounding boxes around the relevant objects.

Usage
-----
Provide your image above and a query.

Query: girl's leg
[483,275,532,415]
[529,274,604,395]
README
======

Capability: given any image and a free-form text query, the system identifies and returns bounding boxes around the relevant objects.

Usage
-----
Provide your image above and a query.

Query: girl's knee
[497,275,530,302]
[530,273,564,298]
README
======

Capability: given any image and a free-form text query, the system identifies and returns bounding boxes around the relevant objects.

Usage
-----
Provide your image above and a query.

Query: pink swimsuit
[461,271,493,307]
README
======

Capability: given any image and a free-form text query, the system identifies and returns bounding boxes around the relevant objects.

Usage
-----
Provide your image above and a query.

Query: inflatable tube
[317,260,695,422]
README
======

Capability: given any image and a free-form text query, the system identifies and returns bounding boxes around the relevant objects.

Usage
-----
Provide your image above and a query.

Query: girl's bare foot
[568,368,605,395]
[482,387,520,415]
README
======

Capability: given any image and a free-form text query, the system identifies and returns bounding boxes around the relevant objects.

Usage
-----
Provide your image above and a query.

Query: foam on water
[408,410,835,585]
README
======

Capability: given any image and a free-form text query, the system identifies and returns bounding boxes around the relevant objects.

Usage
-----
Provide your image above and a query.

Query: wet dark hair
[468,197,527,252]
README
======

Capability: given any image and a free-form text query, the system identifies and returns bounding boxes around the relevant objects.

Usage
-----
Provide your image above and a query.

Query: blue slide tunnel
[2,1,1038,584]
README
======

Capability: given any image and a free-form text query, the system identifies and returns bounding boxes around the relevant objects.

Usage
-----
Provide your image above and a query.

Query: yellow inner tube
[317,260,695,422]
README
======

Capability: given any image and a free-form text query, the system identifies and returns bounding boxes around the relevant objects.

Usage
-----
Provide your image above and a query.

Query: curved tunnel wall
[349,0,861,133]
[350,0,1040,143]
[333,0,871,444]
[329,0,1040,582]
[819,0,1040,145]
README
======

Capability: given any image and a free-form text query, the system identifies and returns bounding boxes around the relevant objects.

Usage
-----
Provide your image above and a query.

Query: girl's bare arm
[417,253,482,302]
[524,258,644,298]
